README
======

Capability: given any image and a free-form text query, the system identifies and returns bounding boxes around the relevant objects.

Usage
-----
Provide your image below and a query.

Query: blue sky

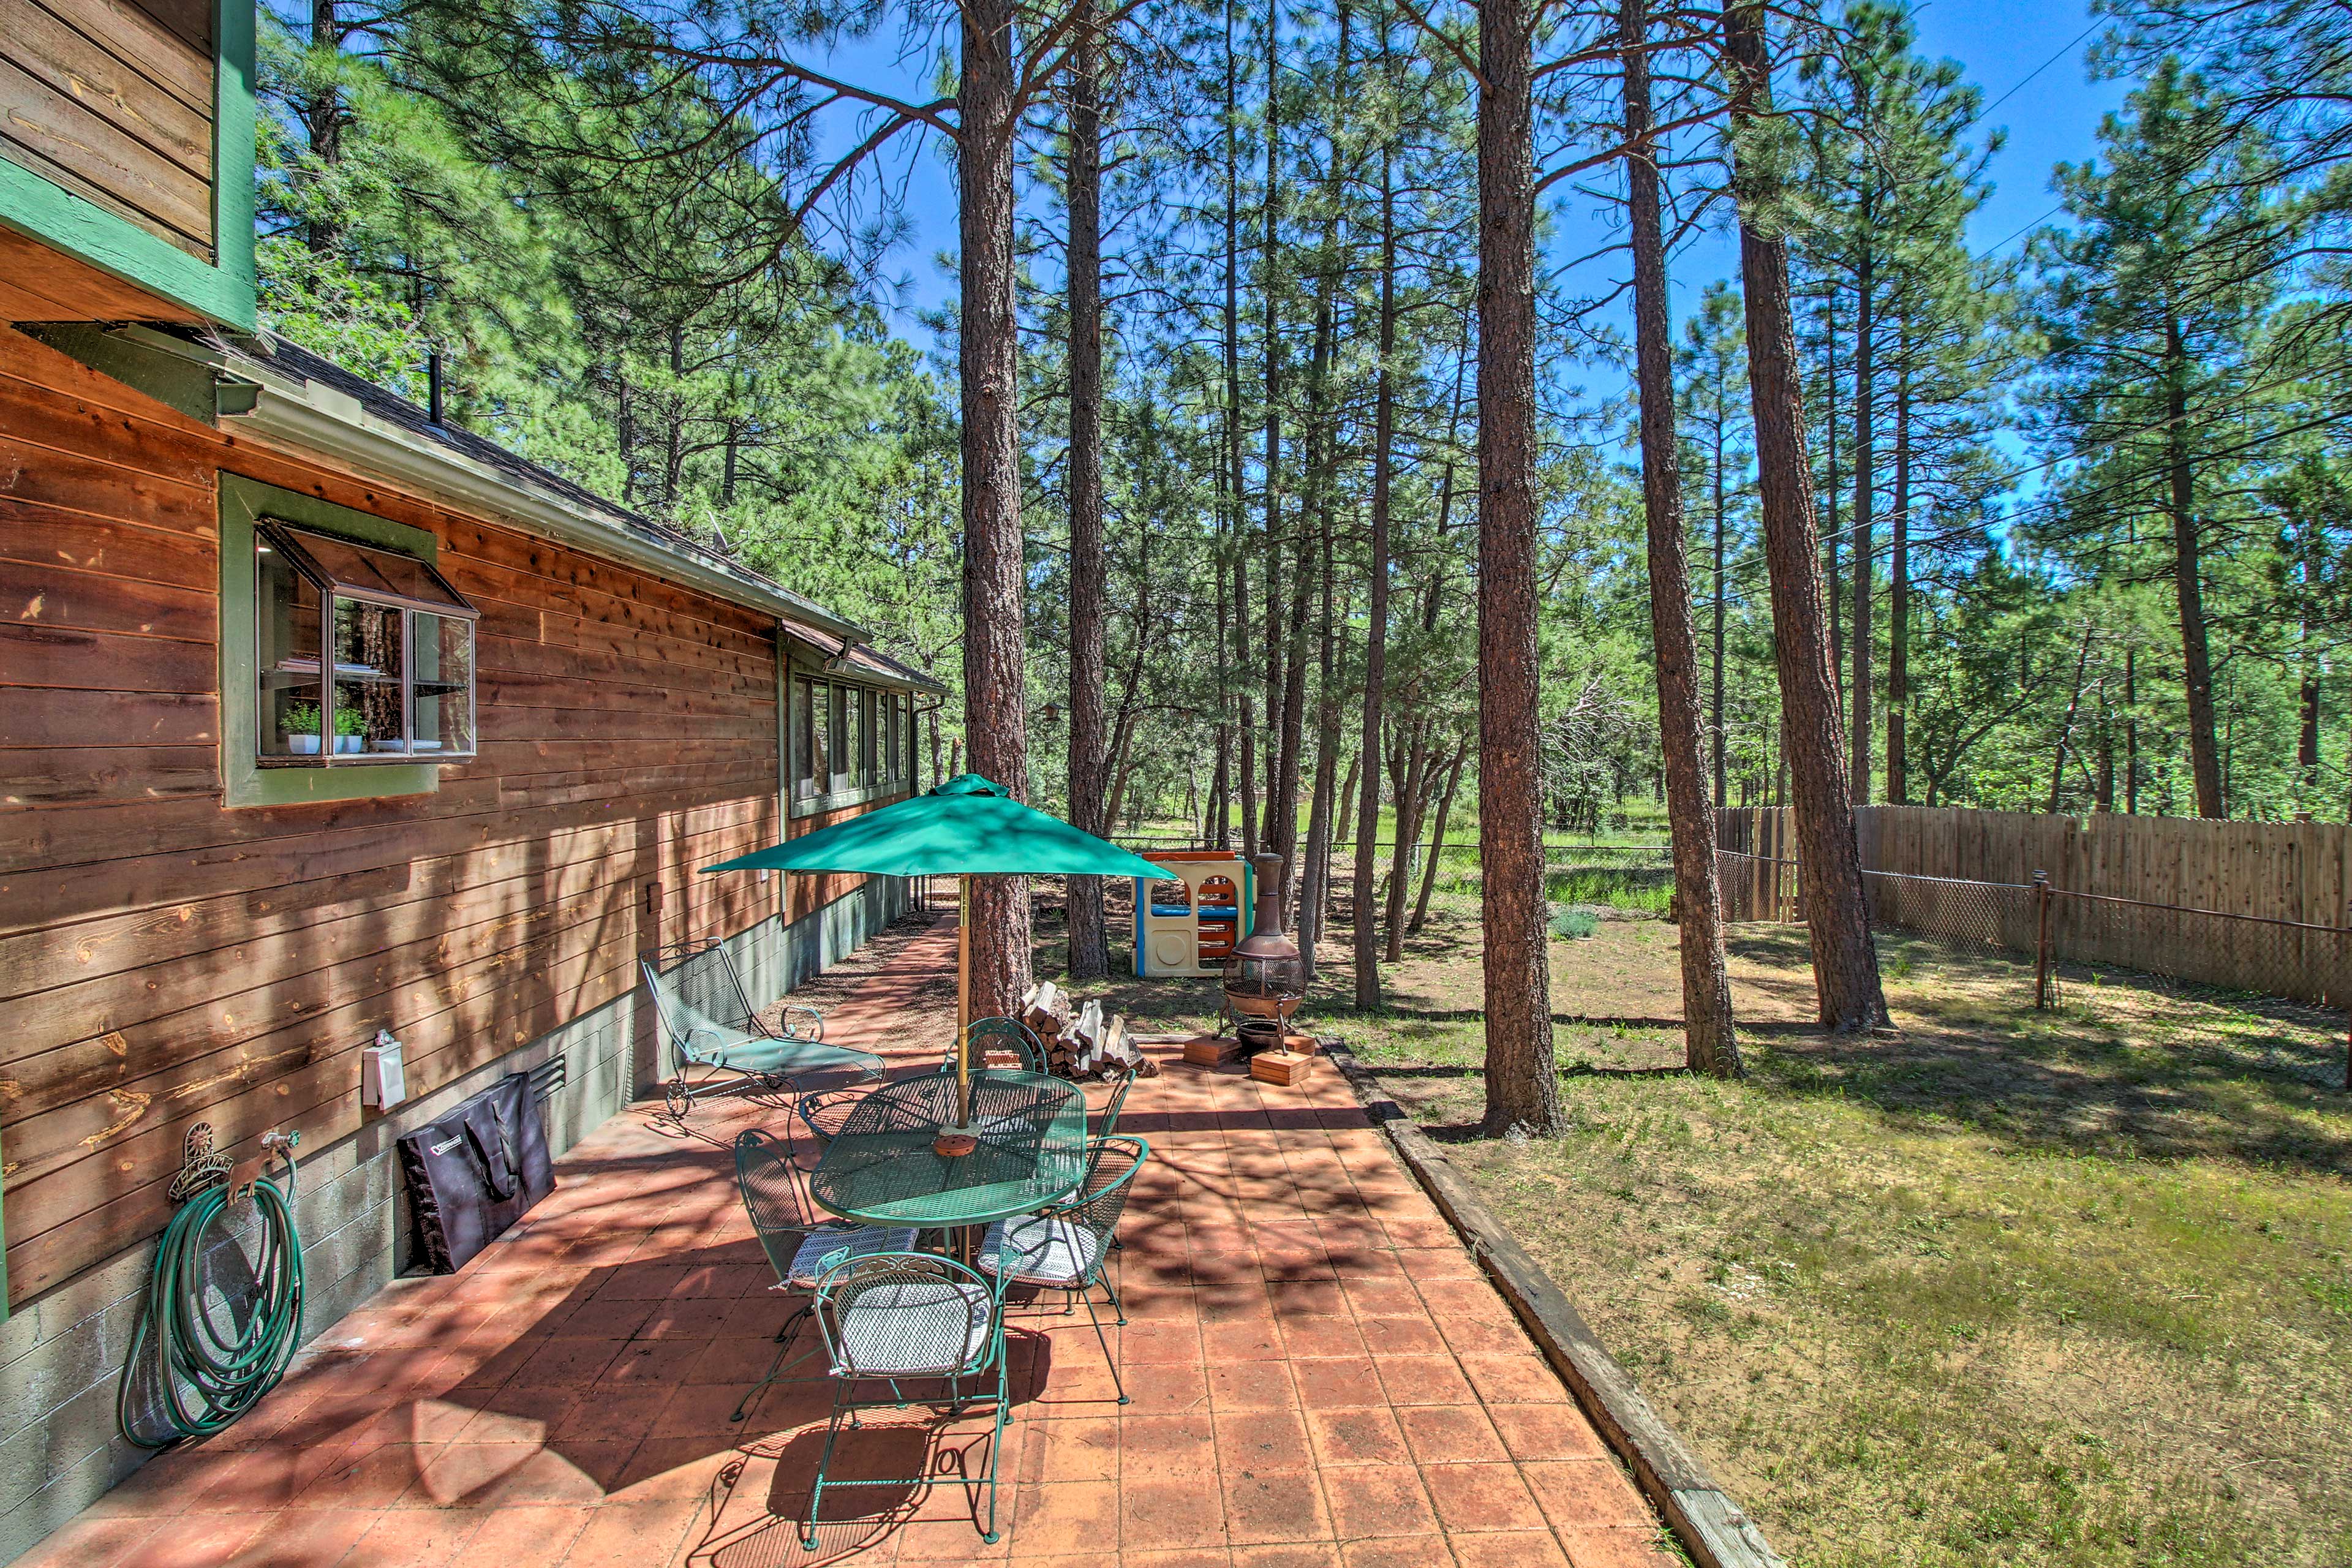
[831,2,2134,387]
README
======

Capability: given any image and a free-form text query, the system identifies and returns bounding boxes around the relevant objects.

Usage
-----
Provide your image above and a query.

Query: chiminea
[1223,853,1305,1057]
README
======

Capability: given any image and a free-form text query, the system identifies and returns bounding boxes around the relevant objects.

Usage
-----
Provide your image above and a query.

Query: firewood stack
[1020,981,1160,1082]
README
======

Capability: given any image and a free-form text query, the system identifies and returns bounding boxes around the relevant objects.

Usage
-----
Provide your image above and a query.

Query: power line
[1978,19,2104,118]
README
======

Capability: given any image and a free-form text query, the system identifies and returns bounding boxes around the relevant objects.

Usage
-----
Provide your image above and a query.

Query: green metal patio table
[809,1069,1091,1232]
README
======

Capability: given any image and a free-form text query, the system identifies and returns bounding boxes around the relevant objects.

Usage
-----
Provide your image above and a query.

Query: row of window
[250,518,922,805]
[791,676,917,804]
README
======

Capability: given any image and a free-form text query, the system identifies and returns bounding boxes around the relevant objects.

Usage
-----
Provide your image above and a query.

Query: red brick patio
[22,916,1672,1568]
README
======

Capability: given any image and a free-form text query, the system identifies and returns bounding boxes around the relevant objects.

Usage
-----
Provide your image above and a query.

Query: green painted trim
[211,0,257,315]
[219,474,439,807]
[0,0,256,328]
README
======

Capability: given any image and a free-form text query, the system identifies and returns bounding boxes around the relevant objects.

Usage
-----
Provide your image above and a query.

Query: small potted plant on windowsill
[282,701,322,755]
[334,705,367,754]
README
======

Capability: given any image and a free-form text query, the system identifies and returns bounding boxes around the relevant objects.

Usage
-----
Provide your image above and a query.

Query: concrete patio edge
[1322,1041,1785,1568]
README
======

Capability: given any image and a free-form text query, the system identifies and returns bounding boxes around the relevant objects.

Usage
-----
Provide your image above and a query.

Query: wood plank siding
[0,324,891,1308]
[0,0,219,263]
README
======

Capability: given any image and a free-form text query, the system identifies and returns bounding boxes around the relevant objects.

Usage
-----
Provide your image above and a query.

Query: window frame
[220,474,453,808]
[781,658,923,818]
[253,521,480,769]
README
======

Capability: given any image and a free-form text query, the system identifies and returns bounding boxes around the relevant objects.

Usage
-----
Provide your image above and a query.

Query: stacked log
[1020,982,1159,1081]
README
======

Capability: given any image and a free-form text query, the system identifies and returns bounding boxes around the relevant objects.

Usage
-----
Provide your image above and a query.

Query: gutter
[133,327,872,644]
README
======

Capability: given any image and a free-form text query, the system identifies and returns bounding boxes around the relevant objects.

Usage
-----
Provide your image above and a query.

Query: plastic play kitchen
[1133,849,1252,977]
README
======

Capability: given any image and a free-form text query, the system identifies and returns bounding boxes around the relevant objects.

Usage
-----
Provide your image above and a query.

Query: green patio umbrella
[702,774,1172,1117]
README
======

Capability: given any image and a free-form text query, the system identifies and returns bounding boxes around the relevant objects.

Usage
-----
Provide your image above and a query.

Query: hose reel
[117,1123,306,1447]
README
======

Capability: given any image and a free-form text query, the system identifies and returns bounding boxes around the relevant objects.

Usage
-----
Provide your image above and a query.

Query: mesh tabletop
[809,1070,1090,1228]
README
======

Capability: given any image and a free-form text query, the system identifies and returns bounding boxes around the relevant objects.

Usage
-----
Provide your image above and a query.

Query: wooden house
[0,4,946,1551]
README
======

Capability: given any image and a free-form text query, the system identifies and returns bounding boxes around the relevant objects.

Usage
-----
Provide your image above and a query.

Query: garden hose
[118,1131,306,1446]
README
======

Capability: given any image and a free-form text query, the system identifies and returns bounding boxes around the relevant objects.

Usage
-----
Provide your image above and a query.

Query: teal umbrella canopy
[701,774,1172,880]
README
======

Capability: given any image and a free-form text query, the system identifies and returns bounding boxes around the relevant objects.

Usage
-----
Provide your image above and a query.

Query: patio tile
[1231,1546,1345,1568]
[1206,1359,1297,1411]
[1118,1412,1216,1480]
[1458,1354,1569,1404]
[1373,1355,1477,1406]
[222,1506,379,1566]
[1213,1408,1314,1473]
[1303,1406,1412,1469]
[1278,1314,1370,1360]
[1420,1464,1547,1533]
[1354,1316,1446,1357]
[1125,1550,1237,1568]
[1123,1477,1232,1551]
[1396,1405,1509,1466]
[1519,1461,1653,1531]
[1338,1536,1452,1568]
[1221,1468,1332,1545]
[1006,1480,1122,1557]
[1485,1404,1609,1461]
[1288,1356,1387,1411]
[1120,1318,1208,1362]
[6,1514,164,1568]
[341,1504,492,1566]
[1557,1526,1682,1567]
[557,1498,704,1566]
[1322,1464,1441,1539]
[1446,1529,1572,1567]
[1028,1416,1120,1483]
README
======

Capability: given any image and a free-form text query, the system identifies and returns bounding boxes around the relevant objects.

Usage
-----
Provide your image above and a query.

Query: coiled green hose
[118,1139,305,1446]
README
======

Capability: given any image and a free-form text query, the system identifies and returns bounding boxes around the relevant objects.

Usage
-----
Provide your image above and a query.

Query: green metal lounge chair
[974,1135,1148,1404]
[730,1128,919,1423]
[641,938,881,1116]
[801,1250,1023,1547]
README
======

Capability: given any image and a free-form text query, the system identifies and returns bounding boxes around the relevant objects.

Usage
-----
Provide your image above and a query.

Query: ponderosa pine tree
[1723,0,1889,1033]
[1621,0,1739,1077]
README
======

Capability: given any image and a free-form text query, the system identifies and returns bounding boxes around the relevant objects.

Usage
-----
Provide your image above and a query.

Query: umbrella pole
[957,873,972,1123]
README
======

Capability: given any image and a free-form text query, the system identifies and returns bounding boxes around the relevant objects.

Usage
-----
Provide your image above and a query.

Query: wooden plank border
[1323,1039,1784,1568]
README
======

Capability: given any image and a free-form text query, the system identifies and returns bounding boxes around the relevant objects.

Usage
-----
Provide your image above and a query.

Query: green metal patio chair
[641,939,881,1117]
[932,1016,1046,1076]
[730,1128,918,1423]
[801,1250,1023,1548]
[974,1135,1149,1405]
[1093,1065,1139,1139]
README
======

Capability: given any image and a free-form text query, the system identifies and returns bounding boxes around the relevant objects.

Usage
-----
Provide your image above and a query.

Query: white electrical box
[363,1030,407,1109]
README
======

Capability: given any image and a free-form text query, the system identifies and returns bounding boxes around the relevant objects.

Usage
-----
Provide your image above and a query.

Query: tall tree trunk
[1357,137,1398,1008]
[1623,0,1738,1076]
[1385,725,1428,961]
[960,0,1032,1016]
[1410,740,1470,935]
[2165,317,2224,818]
[1299,518,1342,980]
[1711,405,1728,809]
[1849,206,1874,803]
[1723,1,1887,1033]
[1334,748,1363,853]
[1260,0,1286,854]
[1823,284,1841,693]
[1225,0,1254,860]
[1275,281,1334,914]
[1887,349,1910,804]
[2049,621,2094,815]
[1065,6,1109,979]
[304,0,345,254]
[2124,644,2138,814]
[1477,0,1562,1131]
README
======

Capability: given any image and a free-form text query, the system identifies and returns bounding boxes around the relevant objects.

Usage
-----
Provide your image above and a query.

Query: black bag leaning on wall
[396,1072,554,1273]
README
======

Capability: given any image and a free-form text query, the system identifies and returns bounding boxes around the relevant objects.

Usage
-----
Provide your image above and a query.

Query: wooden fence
[1714,806,2352,1008]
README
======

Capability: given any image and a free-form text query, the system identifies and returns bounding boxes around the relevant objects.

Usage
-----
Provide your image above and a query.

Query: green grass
[1341,928,2352,1568]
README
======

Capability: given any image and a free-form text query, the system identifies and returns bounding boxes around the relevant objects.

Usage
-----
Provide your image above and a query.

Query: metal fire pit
[1222,853,1304,1056]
